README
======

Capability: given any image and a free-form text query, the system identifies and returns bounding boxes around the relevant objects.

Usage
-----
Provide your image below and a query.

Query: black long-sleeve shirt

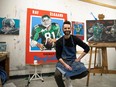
[55,35,90,60]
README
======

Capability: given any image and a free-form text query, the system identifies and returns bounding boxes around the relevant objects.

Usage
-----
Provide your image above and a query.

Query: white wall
[0,0,116,76]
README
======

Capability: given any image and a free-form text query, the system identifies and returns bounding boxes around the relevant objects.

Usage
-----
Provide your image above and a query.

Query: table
[0,52,9,78]
[86,42,116,86]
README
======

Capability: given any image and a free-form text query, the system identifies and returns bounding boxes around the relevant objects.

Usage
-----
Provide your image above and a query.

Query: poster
[0,17,20,35]
[26,8,67,64]
[72,21,84,40]
[86,20,116,42]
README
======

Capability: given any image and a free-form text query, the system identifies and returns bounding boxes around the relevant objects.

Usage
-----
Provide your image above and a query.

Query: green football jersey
[31,23,61,49]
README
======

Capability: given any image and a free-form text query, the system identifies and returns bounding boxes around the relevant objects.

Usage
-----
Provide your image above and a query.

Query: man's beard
[64,31,71,35]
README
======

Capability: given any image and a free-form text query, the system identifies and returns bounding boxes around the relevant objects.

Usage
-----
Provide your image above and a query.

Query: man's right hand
[36,43,45,51]
[59,58,72,71]
[64,64,72,71]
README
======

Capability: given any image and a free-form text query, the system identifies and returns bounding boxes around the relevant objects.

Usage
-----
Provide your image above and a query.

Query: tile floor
[3,73,116,87]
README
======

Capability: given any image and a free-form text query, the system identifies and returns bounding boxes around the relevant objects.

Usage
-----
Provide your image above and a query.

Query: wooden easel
[86,42,116,86]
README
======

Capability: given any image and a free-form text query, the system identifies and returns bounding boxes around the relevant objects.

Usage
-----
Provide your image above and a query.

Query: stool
[26,63,44,87]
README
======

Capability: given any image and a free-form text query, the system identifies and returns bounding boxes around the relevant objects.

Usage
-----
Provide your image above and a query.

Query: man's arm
[74,36,90,62]
[56,39,72,70]
[75,52,87,62]
[59,58,72,70]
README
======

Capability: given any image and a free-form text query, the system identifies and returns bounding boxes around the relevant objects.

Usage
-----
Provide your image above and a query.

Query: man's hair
[63,20,71,26]
[42,15,50,19]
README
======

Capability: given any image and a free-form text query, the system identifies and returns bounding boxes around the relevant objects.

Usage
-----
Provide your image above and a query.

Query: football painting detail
[86,20,116,42]
[0,17,20,35]
[26,8,67,64]
[72,21,84,40]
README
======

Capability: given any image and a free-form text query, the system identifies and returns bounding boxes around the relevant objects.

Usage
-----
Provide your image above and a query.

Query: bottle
[34,60,38,65]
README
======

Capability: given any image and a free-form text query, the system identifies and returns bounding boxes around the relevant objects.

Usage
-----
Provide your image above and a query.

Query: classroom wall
[0,0,116,76]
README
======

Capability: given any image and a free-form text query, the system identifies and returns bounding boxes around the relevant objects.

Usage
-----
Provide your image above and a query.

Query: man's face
[63,24,71,35]
[42,17,51,27]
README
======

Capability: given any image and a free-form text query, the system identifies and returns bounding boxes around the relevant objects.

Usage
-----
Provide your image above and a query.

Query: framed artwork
[72,21,84,40]
[86,20,116,42]
[0,17,20,35]
[26,8,67,64]
[0,42,6,52]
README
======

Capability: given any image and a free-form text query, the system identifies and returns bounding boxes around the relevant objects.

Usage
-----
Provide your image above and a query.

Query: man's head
[42,15,51,27]
[63,20,72,35]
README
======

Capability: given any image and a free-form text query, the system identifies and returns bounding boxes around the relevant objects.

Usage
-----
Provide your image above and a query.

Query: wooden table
[86,42,116,86]
[0,52,9,79]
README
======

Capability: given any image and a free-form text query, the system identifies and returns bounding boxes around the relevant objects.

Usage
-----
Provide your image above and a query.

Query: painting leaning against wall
[0,17,20,35]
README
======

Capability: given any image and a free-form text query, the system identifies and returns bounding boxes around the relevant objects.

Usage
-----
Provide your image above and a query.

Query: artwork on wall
[72,21,84,40]
[0,42,6,52]
[86,20,116,42]
[0,17,20,35]
[26,8,67,64]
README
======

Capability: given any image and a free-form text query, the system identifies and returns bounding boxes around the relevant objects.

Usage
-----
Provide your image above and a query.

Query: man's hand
[36,43,45,51]
[59,58,72,71]
[75,52,87,62]
[75,58,81,62]
[47,38,56,43]
[46,38,56,47]
[64,64,72,71]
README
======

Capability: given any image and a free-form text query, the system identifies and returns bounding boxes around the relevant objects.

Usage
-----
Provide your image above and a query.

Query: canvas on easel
[86,20,116,42]
[86,19,116,86]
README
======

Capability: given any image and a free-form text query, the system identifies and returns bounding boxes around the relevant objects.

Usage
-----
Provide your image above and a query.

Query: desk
[86,42,116,86]
[0,52,9,79]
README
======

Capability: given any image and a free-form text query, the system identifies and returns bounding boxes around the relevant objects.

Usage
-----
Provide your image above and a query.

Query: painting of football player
[88,22,103,41]
[110,20,116,38]
[74,23,84,35]
[30,15,62,50]
[102,20,116,41]
[0,18,19,35]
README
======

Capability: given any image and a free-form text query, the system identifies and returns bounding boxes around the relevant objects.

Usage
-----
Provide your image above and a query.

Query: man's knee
[54,69,62,78]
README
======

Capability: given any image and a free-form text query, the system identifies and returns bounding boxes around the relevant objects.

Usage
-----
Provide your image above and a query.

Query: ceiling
[79,0,116,9]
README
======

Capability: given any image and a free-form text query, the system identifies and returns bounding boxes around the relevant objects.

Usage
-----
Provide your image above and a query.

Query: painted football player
[31,15,62,50]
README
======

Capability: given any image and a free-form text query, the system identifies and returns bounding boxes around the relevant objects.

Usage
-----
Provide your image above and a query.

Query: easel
[86,42,116,86]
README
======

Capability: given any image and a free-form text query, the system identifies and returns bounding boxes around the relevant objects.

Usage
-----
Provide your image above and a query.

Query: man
[54,21,90,87]
[31,15,61,50]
